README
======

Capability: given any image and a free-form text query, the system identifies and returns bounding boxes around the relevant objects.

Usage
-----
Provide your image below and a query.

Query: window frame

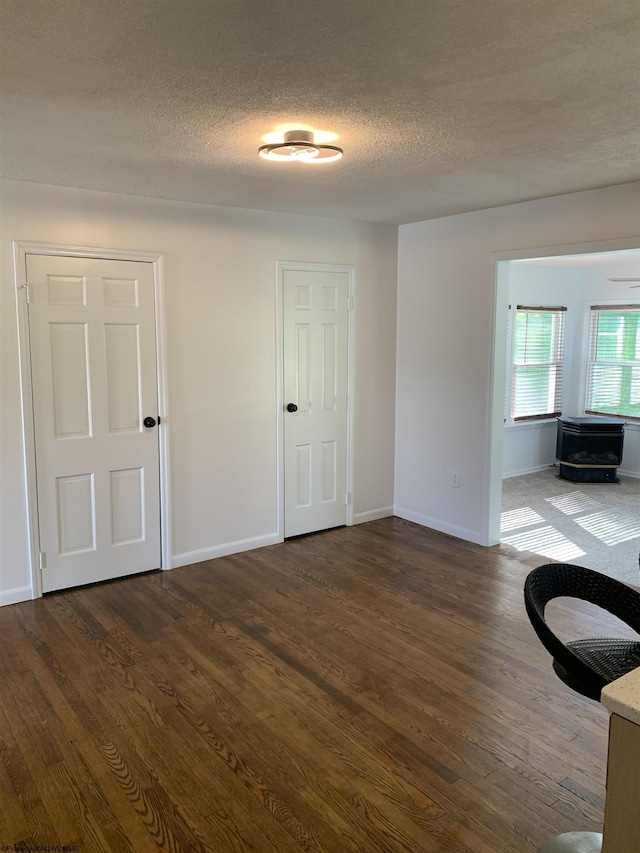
[507,304,567,424]
[585,303,640,423]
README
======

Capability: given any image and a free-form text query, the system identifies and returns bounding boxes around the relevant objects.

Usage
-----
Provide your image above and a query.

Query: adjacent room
[1,1,639,851]
[500,250,640,585]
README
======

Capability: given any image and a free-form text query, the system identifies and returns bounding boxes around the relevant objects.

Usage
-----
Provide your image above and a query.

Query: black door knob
[143,416,157,428]
[286,403,298,413]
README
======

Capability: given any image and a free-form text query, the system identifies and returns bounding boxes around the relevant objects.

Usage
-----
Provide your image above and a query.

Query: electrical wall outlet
[452,472,460,488]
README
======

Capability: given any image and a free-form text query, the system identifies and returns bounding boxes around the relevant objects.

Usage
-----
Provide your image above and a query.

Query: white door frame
[485,235,640,547]
[275,260,355,540]
[13,241,172,598]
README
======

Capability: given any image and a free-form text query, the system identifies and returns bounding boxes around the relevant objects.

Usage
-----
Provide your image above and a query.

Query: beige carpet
[501,467,640,587]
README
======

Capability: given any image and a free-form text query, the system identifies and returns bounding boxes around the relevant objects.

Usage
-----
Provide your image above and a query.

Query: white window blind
[511,306,566,422]
[586,305,640,421]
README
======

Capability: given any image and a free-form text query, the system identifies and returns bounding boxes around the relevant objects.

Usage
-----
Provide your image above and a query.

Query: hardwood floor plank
[181,551,607,793]
[0,701,57,846]
[160,621,450,837]
[0,518,624,851]
[13,603,197,851]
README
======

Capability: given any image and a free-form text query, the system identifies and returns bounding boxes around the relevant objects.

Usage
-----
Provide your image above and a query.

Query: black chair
[524,562,640,701]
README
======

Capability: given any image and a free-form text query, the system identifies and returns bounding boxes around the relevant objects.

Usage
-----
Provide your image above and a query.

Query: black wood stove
[556,416,626,483]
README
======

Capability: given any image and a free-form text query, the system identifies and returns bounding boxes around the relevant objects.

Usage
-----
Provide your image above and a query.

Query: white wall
[396,182,640,545]
[503,260,640,478]
[0,179,397,605]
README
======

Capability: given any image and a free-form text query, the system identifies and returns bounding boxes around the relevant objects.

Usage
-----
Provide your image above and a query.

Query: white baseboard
[0,586,33,607]
[171,532,281,569]
[393,506,483,546]
[353,506,394,525]
[503,464,555,479]
[503,465,639,480]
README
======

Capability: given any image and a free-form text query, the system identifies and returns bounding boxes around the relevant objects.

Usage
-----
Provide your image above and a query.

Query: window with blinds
[511,306,566,422]
[586,305,640,421]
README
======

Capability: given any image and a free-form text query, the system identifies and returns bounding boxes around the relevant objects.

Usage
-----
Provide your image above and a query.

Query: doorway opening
[489,243,640,585]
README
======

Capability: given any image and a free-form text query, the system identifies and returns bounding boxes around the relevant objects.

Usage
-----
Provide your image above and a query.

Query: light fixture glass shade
[259,130,343,163]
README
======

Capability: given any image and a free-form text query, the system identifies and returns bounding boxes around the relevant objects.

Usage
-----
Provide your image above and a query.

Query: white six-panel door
[27,255,161,592]
[283,268,349,537]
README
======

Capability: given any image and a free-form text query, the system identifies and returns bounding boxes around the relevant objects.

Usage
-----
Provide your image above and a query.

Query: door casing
[276,260,355,540]
[13,241,172,598]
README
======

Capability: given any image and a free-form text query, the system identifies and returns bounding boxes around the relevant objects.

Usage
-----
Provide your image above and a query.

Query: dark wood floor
[0,518,622,852]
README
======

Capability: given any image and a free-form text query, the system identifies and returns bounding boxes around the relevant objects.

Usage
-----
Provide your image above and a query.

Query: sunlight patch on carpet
[544,490,600,516]
[500,507,545,532]
[501,525,585,561]
[573,510,640,546]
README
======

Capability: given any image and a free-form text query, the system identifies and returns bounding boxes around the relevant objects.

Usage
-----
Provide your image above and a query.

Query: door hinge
[348,296,355,310]
[19,283,31,303]
[38,551,47,570]
[345,492,352,506]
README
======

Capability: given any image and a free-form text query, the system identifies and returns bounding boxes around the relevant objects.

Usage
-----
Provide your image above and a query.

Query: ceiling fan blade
[608,277,640,282]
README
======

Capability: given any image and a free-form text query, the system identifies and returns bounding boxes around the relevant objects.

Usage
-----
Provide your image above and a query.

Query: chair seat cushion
[553,638,640,700]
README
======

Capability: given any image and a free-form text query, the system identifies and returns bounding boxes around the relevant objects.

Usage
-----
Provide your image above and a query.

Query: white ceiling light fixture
[259,130,343,163]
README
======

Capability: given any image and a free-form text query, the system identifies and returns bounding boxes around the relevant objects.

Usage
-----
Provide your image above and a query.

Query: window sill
[504,420,557,431]
[505,419,640,432]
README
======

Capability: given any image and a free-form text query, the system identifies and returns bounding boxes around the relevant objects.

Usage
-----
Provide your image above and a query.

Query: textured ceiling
[1,0,639,224]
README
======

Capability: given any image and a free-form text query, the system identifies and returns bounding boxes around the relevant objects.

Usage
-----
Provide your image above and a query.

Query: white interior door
[26,254,161,593]
[283,267,349,537]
